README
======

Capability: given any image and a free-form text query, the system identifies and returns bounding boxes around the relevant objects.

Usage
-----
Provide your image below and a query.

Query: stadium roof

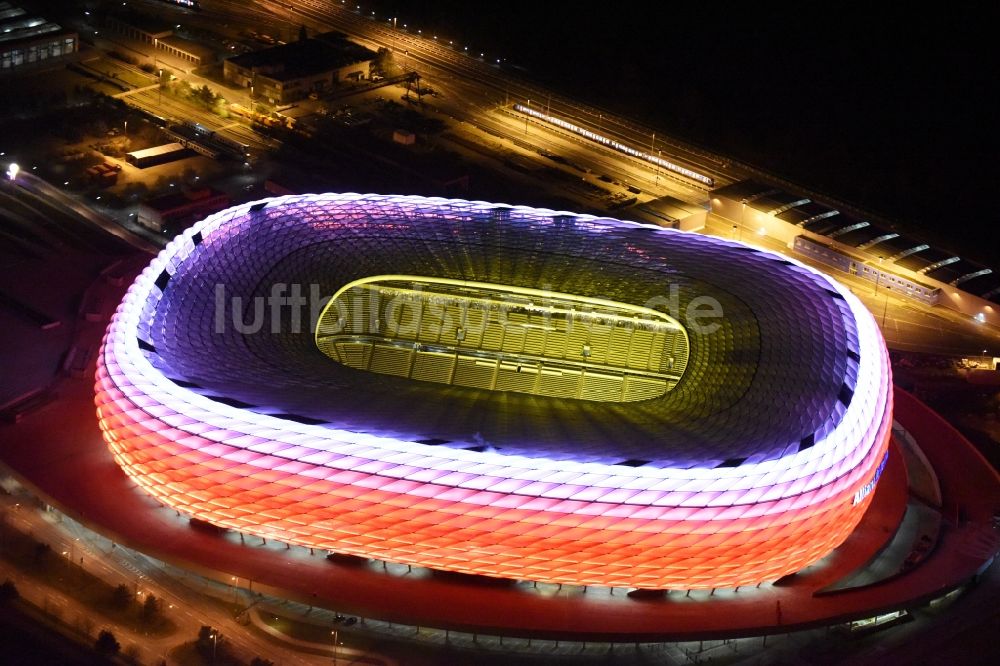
[96,193,891,589]
[136,194,866,468]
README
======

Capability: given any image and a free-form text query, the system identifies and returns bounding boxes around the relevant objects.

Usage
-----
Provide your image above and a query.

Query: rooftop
[140,187,229,213]
[0,1,67,45]
[715,180,999,299]
[227,32,376,81]
[142,194,869,468]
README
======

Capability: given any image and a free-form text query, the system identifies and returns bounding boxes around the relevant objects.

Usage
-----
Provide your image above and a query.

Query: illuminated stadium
[95,193,892,591]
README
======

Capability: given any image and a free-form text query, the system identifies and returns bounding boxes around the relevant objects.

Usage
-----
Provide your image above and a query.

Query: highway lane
[1,494,346,665]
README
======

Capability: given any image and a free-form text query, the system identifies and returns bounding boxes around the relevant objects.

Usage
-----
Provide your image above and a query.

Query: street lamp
[873,256,885,296]
[982,349,989,368]
[873,257,889,329]
[6,163,18,181]
[330,614,355,662]
[739,198,747,242]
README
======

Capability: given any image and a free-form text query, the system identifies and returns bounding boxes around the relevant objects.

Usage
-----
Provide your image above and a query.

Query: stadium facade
[95,193,892,590]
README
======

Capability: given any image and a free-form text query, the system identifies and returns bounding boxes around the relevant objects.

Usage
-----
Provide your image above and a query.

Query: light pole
[873,256,884,296]
[231,576,239,604]
[872,256,889,329]
[211,631,218,664]
[331,628,339,665]
[123,120,127,137]
[881,289,889,330]
[982,349,989,368]
[738,198,747,242]
[524,99,530,136]
[249,67,257,117]
[158,69,163,107]
[655,149,661,187]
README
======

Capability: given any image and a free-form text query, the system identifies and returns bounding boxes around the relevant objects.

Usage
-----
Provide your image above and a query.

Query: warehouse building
[224,32,376,104]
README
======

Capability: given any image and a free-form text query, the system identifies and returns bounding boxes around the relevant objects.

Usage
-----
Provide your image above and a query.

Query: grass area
[0,596,112,665]
[256,608,382,659]
[0,516,177,638]
[258,609,332,644]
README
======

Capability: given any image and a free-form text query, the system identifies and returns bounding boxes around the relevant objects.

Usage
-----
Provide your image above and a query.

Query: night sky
[377,2,997,265]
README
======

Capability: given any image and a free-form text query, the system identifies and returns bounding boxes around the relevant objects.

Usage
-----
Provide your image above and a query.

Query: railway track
[250,0,735,188]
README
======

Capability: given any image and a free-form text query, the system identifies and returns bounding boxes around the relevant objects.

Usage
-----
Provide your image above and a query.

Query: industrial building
[136,187,231,233]
[223,32,377,104]
[712,180,1000,326]
[0,2,78,73]
[125,142,191,169]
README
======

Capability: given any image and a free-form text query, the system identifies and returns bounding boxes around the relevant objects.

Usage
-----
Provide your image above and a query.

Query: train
[512,104,715,188]
[178,120,250,159]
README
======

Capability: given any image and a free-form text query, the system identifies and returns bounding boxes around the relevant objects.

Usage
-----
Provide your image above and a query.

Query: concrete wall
[225,57,373,104]
[711,196,798,245]
[677,209,708,232]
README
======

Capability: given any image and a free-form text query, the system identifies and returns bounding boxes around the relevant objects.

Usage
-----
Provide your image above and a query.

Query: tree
[33,542,52,566]
[195,625,220,658]
[111,583,132,610]
[94,630,120,655]
[194,85,218,110]
[0,579,19,603]
[373,46,396,77]
[141,594,161,623]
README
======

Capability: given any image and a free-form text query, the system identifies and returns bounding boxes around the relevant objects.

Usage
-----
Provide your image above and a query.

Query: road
[0,492,382,665]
